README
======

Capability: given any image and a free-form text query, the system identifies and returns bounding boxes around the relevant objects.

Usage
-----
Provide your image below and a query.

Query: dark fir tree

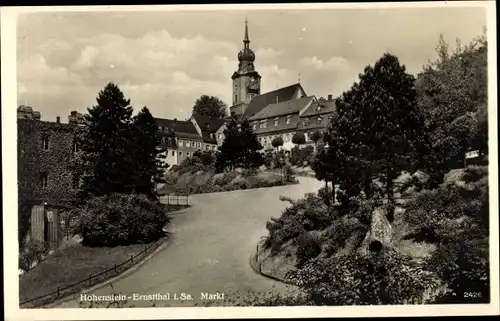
[341,53,425,219]
[131,106,166,199]
[192,95,228,119]
[216,118,263,171]
[78,83,134,198]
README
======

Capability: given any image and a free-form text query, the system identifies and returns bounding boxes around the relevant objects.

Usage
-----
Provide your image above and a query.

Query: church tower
[231,18,261,106]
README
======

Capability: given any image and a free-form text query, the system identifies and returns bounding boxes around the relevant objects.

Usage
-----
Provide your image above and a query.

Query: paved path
[56,177,323,308]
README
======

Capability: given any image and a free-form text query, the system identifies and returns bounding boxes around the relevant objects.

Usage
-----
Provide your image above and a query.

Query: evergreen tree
[192,95,228,119]
[216,118,263,171]
[132,106,166,199]
[78,83,134,198]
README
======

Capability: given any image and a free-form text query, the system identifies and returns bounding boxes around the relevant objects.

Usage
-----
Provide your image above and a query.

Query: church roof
[242,83,307,119]
[249,96,315,121]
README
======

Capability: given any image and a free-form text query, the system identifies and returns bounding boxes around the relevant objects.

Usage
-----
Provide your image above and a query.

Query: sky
[16,5,487,123]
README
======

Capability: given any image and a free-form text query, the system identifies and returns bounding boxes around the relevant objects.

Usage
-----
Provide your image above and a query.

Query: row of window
[40,134,79,153]
[258,130,321,146]
[252,114,331,131]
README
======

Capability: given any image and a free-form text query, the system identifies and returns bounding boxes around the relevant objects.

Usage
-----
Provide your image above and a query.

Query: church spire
[244,17,250,46]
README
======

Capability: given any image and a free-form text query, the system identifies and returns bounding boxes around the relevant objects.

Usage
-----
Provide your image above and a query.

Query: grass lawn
[19,238,167,308]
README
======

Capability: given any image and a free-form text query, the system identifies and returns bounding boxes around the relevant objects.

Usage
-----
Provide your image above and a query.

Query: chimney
[328,94,333,101]
[56,116,60,123]
[174,118,177,121]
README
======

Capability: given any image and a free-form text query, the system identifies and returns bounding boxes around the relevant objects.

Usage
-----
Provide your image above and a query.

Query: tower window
[41,134,50,150]
[235,94,238,102]
[40,172,48,188]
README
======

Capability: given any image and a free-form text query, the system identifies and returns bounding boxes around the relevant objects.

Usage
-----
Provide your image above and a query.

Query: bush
[290,146,314,167]
[73,194,170,247]
[296,233,322,268]
[265,193,330,252]
[288,250,442,305]
[19,239,49,272]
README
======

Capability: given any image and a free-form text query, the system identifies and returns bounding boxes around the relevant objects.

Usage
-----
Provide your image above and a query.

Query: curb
[43,236,172,308]
[248,243,295,286]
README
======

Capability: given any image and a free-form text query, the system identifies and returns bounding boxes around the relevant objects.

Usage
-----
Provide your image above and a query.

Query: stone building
[17,107,83,248]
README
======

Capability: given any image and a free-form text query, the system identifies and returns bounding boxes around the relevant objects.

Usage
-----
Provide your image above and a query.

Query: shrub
[19,239,49,272]
[265,193,330,252]
[288,250,442,305]
[290,146,314,167]
[296,233,322,268]
[73,194,170,247]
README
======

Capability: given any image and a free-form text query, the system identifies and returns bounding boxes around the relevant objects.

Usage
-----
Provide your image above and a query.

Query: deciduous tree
[192,95,228,119]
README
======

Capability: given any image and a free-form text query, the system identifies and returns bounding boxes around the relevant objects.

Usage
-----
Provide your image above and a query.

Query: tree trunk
[324,178,330,210]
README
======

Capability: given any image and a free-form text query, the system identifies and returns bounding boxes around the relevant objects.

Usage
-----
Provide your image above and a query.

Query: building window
[218,133,223,139]
[206,145,210,151]
[172,150,175,156]
[209,133,214,139]
[286,116,291,124]
[235,94,238,102]
[317,105,322,112]
[284,134,289,142]
[317,116,322,124]
[274,118,279,126]
[158,126,163,132]
[179,140,184,147]
[179,151,183,157]
[197,142,201,148]
[186,141,190,147]
[40,172,48,188]
[41,134,50,150]
[72,174,80,189]
[161,137,165,144]
[187,152,191,157]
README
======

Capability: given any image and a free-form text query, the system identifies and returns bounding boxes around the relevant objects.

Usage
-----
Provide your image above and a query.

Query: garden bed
[19,237,167,308]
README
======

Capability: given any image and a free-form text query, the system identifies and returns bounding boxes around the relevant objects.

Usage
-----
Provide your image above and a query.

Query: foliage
[296,233,322,268]
[265,193,329,252]
[73,193,170,247]
[287,250,442,305]
[309,130,323,147]
[403,166,488,243]
[329,53,425,213]
[271,136,284,150]
[131,106,166,197]
[192,95,228,119]
[415,33,488,183]
[290,145,314,167]
[19,239,49,272]
[291,132,306,146]
[76,83,164,200]
[215,118,263,171]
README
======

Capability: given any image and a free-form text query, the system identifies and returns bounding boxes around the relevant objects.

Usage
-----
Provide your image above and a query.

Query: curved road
[57,177,323,308]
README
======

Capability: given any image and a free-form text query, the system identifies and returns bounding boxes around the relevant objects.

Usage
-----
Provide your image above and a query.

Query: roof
[300,99,337,117]
[242,83,307,119]
[252,113,301,136]
[249,96,314,121]
[154,118,202,140]
[191,114,226,132]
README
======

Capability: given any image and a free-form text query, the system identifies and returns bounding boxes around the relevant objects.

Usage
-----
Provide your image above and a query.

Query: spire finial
[298,73,301,83]
[244,17,250,44]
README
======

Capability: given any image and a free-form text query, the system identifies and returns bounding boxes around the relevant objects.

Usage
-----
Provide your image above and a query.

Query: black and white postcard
[2,2,498,320]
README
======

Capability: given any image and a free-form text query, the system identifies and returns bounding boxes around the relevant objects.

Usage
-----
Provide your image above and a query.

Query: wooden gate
[30,205,61,248]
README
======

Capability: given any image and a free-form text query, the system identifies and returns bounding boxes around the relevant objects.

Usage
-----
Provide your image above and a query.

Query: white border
[2,2,498,320]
